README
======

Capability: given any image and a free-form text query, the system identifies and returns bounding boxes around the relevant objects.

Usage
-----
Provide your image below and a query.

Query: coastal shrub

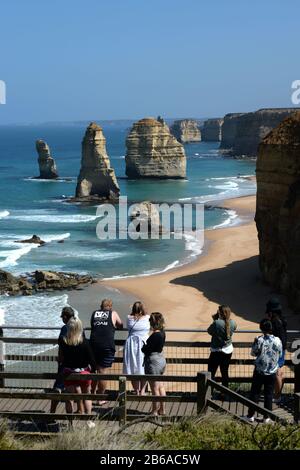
[4,413,300,450]
[0,420,23,450]
[144,414,300,450]
[31,419,157,451]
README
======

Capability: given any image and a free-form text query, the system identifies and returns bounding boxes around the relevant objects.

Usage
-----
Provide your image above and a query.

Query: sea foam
[10,213,101,224]
[0,210,9,219]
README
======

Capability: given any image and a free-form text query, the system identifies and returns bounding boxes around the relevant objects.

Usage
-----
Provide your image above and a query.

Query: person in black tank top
[90,299,123,404]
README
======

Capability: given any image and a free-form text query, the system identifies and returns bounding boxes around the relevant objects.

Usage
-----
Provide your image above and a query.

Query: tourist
[90,299,123,404]
[207,305,237,388]
[265,298,287,402]
[244,318,282,423]
[123,301,150,395]
[59,317,97,423]
[142,312,166,416]
[50,306,76,414]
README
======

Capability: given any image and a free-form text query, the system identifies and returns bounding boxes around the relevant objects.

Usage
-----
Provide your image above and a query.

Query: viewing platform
[0,326,299,434]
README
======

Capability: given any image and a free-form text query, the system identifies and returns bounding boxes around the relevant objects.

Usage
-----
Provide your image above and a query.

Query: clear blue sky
[0,0,299,124]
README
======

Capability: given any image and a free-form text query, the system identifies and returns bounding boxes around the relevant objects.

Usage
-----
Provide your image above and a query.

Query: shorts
[63,367,92,387]
[91,346,115,369]
[144,353,166,375]
[278,351,285,368]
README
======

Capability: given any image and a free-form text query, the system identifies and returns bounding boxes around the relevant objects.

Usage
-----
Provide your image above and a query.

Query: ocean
[0,122,256,329]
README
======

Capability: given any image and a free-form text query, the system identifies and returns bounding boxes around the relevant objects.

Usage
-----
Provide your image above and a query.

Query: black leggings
[248,369,276,418]
[208,351,232,388]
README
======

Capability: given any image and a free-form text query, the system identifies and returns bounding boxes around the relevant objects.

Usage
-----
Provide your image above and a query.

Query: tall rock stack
[125,118,186,179]
[170,119,201,143]
[76,122,120,200]
[36,140,58,179]
[255,111,300,310]
[201,118,223,141]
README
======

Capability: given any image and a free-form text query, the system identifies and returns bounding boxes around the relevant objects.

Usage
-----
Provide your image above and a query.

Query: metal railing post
[118,376,127,426]
[196,371,211,414]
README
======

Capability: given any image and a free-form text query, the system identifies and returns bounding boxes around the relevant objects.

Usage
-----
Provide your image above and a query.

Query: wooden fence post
[0,328,5,388]
[197,372,211,414]
[118,376,127,426]
[294,394,300,424]
[295,362,300,394]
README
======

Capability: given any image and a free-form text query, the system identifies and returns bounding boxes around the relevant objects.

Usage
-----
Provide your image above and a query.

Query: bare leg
[96,366,108,404]
[149,380,160,414]
[50,399,58,414]
[131,380,140,394]
[81,383,92,415]
[65,385,75,414]
[158,382,166,415]
[274,368,284,399]
[140,379,147,396]
[91,370,99,394]
[73,385,83,413]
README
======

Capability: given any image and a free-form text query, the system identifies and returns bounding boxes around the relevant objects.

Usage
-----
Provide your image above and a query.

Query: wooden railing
[0,371,295,427]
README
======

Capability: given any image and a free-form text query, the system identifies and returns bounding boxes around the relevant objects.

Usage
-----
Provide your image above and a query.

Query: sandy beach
[88,194,299,341]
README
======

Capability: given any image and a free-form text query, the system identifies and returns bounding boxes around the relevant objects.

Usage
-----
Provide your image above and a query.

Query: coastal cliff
[219,113,245,154]
[221,109,297,158]
[201,118,223,141]
[170,119,201,143]
[75,122,120,200]
[255,111,300,310]
[36,140,58,179]
[125,118,186,179]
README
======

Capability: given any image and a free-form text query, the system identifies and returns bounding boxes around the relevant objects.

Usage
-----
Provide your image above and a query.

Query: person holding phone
[207,305,237,388]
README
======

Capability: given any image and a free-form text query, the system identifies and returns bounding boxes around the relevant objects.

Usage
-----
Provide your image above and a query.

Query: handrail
[207,378,290,424]
[1,325,300,334]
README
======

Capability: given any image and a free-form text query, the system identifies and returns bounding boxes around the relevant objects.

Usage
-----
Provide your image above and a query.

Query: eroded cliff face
[201,119,223,141]
[36,140,58,179]
[221,109,297,158]
[219,113,245,153]
[255,111,300,311]
[76,122,119,200]
[125,118,186,179]
[170,119,201,143]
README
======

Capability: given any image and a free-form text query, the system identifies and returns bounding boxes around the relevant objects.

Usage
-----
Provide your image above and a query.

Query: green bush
[144,414,300,450]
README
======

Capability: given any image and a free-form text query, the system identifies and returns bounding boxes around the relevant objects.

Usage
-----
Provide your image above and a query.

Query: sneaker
[263,417,272,424]
[273,397,281,405]
[242,415,255,423]
[87,420,96,429]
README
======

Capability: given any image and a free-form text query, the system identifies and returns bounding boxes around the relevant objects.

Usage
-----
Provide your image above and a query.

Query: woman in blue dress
[123,302,150,395]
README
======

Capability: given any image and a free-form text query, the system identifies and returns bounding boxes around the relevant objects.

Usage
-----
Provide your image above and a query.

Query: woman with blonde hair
[59,317,97,420]
[207,305,237,388]
[123,301,150,395]
[142,312,166,416]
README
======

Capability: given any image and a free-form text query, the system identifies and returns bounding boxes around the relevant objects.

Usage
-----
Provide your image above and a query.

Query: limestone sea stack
[76,122,120,200]
[201,118,223,141]
[36,140,58,179]
[255,111,300,310]
[125,118,186,179]
[170,119,201,143]
[221,109,298,158]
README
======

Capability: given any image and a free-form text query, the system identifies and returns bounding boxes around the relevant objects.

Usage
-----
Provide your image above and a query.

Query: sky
[0,0,299,124]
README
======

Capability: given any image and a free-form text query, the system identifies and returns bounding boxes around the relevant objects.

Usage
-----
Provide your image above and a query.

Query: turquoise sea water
[0,123,256,328]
